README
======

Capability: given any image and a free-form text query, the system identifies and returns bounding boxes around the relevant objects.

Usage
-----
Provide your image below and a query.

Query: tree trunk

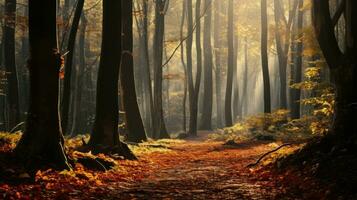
[185,0,195,135]
[88,1,134,159]
[225,0,234,127]
[15,0,71,172]
[121,0,147,143]
[242,38,249,116]
[213,0,223,128]
[233,35,240,121]
[71,14,87,136]
[61,0,85,134]
[188,0,202,135]
[153,0,170,139]
[4,0,20,130]
[291,0,304,119]
[180,0,188,133]
[261,0,271,114]
[312,0,357,138]
[200,0,213,130]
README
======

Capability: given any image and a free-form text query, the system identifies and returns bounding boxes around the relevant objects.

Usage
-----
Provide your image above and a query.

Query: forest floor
[0,131,330,199]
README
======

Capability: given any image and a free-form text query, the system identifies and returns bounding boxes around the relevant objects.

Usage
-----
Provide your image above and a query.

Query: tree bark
[261,0,271,114]
[213,0,223,128]
[200,0,213,130]
[153,0,170,139]
[233,35,241,121]
[312,0,357,138]
[225,0,234,127]
[121,0,147,143]
[88,1,135,160]
[291,0,304,119]
[15,0,71,172]
[61,0,85,134]
[4,0,20,130]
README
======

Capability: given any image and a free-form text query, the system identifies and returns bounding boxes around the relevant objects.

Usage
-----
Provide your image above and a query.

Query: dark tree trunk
[233,35,241,121]
[180,0,187,133]
[61,0,85,134]
[186,0,194,135]
[273,0,299,110]
[312,0,357,138]
[135,0,154,137]
[200,0,213,130]
[188,0,202,135]
[153,0,170,139]
[261,0,271,114]
[241,38,249,116]
[71,14,87,136]
[15,0,71,172]
[291,0,304,119]
[88,1,134,159]
[225,0,234,127]
[213,0,223,128]
[4,0,20,130]
[121,0,147,143]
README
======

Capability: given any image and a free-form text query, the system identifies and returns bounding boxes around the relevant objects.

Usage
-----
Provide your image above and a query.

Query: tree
[273,0,299,110]
[15,0,70,171]
[188,0,203,135]
[134,0,154,137]
[88,0,134,158]
[233,35,241,121]
[261,0,271,114]
[152,0,170,139]
[121,0,147,143]
[71,13,87,136]
[311,0,357,138]
[225,0,234,127]
[4,0,20,129]
[213,0,223,128]
[181,0,188,133]
[61,0,85,134]
[241,37,249,116]
[290,0,304,119]
[200,0,213,130]
[186,0,202,136]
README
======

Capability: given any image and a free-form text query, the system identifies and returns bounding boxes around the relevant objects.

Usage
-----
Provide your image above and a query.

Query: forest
[0,0,356,199]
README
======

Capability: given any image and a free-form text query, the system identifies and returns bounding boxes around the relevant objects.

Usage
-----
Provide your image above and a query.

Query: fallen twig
[247,143,292,168]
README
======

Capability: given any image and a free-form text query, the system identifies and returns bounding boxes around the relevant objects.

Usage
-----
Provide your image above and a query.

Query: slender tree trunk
[4,0,20,130]
[135,0,154,137]
[153,0,170,139]
[225,0,234,126]
[242,37,249,116]
[233,35,240,121]
[273,0,287,109]
[15,0,70,172]
[181,0,188,133]
[261,0,271,114]
[291,0,304,119]
[188,0,202,135]
[200,0,213,130]
[71,14,87,136]
[213,0,223,128]
[121,0,147,143]
[61,0,85,134]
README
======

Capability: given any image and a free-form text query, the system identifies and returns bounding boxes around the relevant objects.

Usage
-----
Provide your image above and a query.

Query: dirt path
[1,132,293,199]
[107,132,284,200]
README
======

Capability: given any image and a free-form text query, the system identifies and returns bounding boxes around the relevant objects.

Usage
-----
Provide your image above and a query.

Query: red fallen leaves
[0,139,330,199]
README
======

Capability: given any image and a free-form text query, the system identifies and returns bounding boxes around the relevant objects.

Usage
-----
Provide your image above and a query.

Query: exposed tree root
[247,143,292,168]
[77,140,137,161]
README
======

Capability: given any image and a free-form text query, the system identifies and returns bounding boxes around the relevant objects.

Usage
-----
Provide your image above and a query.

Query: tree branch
[332,0,346,27]
[312,0,343,69]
